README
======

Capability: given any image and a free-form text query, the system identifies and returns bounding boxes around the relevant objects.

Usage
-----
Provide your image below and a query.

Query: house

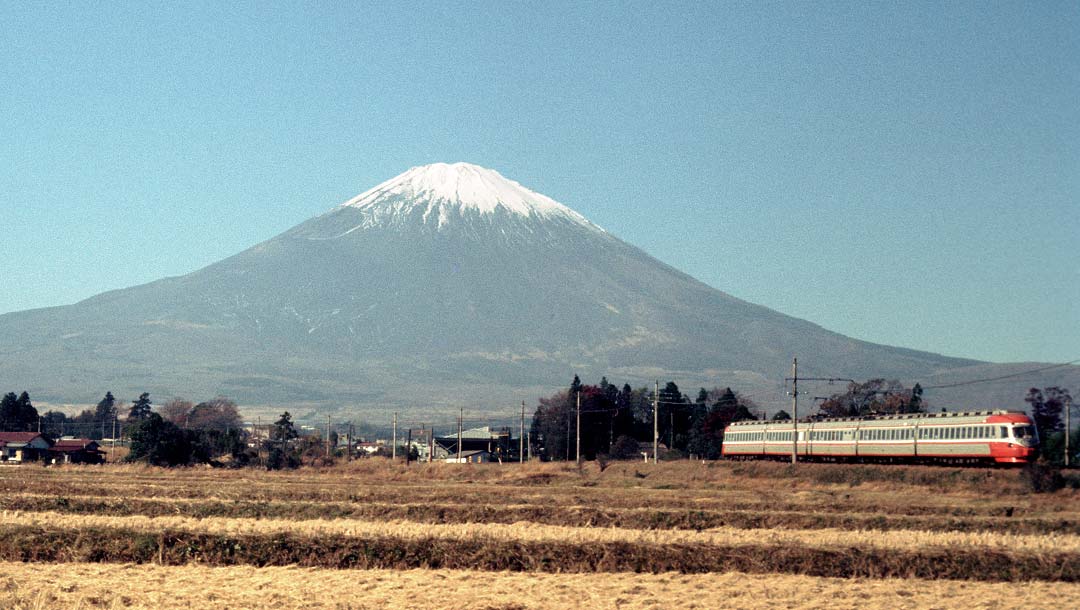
[445,449,491,464]
[432,426,514,461]
[0,432,52,463]
[48,438,106,464]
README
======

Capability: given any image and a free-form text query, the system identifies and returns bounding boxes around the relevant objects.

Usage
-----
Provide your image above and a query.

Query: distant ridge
[0,163,1074,419]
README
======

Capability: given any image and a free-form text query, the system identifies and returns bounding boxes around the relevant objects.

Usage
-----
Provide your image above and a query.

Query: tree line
[3,380,1074,466]
[529,376,759,461]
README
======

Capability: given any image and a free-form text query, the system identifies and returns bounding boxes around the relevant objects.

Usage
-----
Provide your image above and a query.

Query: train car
[721,410,1038,465]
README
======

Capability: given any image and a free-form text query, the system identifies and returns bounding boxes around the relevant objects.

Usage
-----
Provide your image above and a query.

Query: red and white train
[721,410,1038,465]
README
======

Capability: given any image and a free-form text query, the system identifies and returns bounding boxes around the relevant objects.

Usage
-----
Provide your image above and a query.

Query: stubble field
[0,459,1076,609]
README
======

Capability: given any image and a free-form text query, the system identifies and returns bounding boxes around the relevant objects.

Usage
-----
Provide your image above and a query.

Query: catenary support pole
[653,380,659,464]
[392,412,397,461]
[520,400,525,463]
[791,358,798,465]
[576,391,581,465]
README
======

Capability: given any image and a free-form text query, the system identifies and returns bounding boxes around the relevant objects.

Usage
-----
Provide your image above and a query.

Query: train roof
[727,410,1028,427]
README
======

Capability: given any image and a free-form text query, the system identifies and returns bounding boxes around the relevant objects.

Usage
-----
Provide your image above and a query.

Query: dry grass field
[0,459,1076,609]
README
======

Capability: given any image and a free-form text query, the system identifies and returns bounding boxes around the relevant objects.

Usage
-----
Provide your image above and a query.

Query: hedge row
[3,495,1072,536]
[2,526,1076,582]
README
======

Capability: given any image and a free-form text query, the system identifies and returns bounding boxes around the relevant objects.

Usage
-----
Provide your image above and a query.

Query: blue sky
[2,1,1077,364]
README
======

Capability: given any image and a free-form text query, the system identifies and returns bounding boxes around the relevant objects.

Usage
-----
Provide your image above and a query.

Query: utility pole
[653,380,659,464]
[406,427,412,466]
[520,400,525,463]
[392,412,398,461]
[457,407,463,463]
[575,391,581,465]
[527,430,532,461]
[1066,394,1072,468]
[326,414,331,458]
[565,409,571,461]
[347,422,353,462]
[790,358,798,465]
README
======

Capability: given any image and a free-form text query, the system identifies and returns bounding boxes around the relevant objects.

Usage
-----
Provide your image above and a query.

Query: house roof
[50,439,100,452]
[0,432,44,443]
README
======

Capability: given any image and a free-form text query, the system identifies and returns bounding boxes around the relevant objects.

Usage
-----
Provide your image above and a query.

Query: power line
[921,359,1080,390]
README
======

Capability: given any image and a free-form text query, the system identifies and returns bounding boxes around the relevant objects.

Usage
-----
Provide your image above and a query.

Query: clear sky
[2,2,1077,364]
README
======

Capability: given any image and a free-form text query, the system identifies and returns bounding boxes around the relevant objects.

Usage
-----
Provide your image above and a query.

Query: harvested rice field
[1,460,1077,609]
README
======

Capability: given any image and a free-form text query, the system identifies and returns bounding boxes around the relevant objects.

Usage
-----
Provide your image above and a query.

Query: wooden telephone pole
[575,391,582,465]
[653,380,659,464]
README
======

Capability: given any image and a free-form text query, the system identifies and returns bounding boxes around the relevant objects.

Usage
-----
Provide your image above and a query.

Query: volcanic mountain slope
[0,163,1072,415]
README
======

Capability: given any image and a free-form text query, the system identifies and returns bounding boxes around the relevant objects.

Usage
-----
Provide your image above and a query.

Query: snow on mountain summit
[334,163,601,231]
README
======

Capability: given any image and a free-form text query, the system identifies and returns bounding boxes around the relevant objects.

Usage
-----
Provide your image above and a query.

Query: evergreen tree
[272,411,298,442]
[16,392,38,432]
[268,411,300,470]
[658,382,691,451]
[1026,387,1071,459]
[128,393,153,421]
[92,392,117,440]
[908,383,924,413]
[0,392,39,432]
[612,384,636,441]
[569,374,582,396]
[125,413,191,466]
[0,393,15,430]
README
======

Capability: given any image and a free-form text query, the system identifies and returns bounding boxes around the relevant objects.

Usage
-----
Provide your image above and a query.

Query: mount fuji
[1,163,1073,418]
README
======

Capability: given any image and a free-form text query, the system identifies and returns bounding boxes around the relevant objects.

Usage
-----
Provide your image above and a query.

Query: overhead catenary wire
[920,359,1080,390]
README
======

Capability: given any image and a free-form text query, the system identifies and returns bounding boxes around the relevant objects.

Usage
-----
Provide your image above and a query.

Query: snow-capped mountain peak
[334,163,601,231]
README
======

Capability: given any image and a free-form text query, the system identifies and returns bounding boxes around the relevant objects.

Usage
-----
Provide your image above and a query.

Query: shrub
[1022,460,1065,493]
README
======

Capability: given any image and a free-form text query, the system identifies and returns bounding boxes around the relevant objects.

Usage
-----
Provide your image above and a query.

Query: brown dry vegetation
[0,460,1076,607]
[1,562,1078,610]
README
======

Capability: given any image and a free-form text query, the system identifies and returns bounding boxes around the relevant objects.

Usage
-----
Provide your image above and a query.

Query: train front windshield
[1013,425,1037,440]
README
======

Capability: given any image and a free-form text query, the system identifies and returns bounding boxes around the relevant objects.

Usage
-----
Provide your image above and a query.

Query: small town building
[445,449,491,464]
[0,432,52,463]
[48,438,106,464]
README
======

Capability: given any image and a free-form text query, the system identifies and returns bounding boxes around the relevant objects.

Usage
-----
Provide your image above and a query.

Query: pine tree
[128,393,153,421]
[0,392,20,430]
[268,411,299,470]
[92,392,117,439]
[1,392,40,432]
